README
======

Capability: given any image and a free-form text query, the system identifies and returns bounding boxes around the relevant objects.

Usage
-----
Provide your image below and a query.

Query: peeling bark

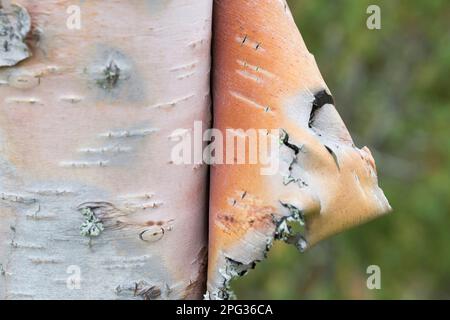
[207,0,391,299]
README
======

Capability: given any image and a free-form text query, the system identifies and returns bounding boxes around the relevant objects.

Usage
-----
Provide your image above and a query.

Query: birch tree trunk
[0,0,212,299]
[1,0,391,300]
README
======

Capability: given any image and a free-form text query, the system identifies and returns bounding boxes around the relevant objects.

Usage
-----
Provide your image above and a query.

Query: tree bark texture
[0,0,212,299]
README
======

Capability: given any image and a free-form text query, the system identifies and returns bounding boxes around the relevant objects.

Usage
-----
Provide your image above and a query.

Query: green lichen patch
[274,202,307,252]
[214,257,256,300]
[79,207,104,237]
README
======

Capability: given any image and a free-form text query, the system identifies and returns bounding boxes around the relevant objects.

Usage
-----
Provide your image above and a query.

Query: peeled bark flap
[207,0,391,299]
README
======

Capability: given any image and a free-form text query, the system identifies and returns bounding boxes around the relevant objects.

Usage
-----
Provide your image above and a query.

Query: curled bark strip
[207,0,391,299]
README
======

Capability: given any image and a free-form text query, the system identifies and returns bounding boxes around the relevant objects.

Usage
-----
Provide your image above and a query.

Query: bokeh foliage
[233,0,450,299]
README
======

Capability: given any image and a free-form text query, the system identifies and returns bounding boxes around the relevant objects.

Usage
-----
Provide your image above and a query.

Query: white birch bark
[0,0,212,299]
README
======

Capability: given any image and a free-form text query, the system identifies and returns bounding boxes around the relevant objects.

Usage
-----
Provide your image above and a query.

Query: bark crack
[308,90,334,128]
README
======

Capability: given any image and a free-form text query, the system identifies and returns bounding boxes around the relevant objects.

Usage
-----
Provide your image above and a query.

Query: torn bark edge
[205,204,306,300]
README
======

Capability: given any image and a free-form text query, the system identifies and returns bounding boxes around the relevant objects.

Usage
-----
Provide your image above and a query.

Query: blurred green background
[233,0,450,299]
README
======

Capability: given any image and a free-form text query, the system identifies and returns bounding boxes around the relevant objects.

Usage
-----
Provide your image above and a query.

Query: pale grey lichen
[79,207,104,237]
[206,202,309,300]
[0,4,32,67]
[275,202,308,252]
[212,257,256,300]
